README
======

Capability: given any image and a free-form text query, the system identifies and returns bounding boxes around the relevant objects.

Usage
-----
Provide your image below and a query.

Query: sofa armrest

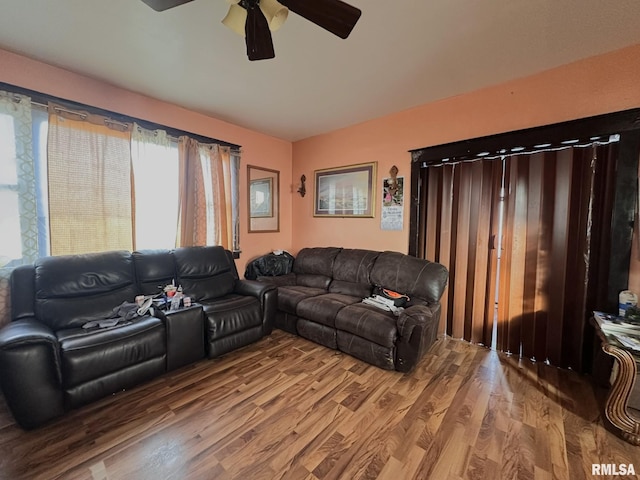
[256,273,296,287]
[0,318,60,370]
[0,319,65,429]
[395,304,441,373]
[234,280,278,335]
[397,304,437,338]
[235,279,276,299]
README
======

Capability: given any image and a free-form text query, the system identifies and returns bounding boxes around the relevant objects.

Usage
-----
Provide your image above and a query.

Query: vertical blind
[423,159,501,345]
[420,143,617,369]
[497,147,600,368]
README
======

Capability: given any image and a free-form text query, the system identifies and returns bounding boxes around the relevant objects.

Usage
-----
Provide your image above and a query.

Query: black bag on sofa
[244,251,294,280]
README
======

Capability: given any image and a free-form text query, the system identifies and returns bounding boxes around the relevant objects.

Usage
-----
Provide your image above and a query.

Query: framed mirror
[248,165,279,233]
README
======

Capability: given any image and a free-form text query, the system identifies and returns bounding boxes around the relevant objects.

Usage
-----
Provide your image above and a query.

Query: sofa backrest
[292,247,342,289]
[329,249,379,298]
[34,251,138,330]
[370,251,448,304]
[133,249,177,296]
[173,246,236,301]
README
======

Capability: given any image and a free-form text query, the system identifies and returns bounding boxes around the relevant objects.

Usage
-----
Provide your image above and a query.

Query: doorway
[409,110,640,371]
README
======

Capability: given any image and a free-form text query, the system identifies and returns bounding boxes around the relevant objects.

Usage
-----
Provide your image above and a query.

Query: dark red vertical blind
[419,144,617,369]
[420,159,501,345]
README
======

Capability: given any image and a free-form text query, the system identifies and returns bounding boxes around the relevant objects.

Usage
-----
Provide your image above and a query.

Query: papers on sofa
[362,295,405,316]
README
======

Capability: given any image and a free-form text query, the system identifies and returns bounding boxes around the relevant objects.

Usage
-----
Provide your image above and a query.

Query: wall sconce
[388,165,399,196]
[297,174,306,197]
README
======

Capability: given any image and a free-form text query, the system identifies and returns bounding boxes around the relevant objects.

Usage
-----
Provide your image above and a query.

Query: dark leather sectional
[0,245,447,429]
[0,246,275,429]
[258,247,449,372]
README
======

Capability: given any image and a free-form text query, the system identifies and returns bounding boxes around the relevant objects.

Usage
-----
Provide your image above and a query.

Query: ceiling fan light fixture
[259,0,289,32]
[222,3,248,37]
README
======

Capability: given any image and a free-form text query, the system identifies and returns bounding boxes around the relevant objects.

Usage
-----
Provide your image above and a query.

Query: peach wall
[291,43,640,259]
[0,48,293,275]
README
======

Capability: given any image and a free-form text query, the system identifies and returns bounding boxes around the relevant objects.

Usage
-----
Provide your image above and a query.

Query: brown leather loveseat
[258,247,448,372]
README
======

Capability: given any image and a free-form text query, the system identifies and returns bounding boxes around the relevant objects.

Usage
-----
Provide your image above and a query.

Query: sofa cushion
[293,247,342,277]
[174,246,236,301]
[296,293,361,327]
[328,248,379,298]
[335,303,398,348]
[296,274,331,290]
[35,251,138,330]
[58,316,166,388]
[332,249,379,283]
[276,286,326,315]
[202,294,263,339]
[370,251,449,304]
[328,280,372,299]
[133,250,176,295]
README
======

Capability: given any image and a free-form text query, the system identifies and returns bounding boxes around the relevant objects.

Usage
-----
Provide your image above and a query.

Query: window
[131,126,180,250]
[0,94,39,268]
[0,112,22,267]
[0,90,240,265]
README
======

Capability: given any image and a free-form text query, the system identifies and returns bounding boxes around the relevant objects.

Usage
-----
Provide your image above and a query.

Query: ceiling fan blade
[140,0,195,12]
[278,0,361,39]
[245,5,276,61]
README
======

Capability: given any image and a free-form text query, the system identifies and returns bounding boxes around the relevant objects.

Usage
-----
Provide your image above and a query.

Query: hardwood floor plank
[376,445,426,480]
[0,331,637,480]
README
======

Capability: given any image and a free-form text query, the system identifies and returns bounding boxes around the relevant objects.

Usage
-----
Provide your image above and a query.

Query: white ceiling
[1,0,640,141]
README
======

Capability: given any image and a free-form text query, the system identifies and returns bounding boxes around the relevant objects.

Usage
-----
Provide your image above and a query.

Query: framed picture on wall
[249,177,273,218]
[314,162,377,217]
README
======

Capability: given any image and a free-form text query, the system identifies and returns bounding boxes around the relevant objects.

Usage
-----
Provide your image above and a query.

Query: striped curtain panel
[177,138,234,249]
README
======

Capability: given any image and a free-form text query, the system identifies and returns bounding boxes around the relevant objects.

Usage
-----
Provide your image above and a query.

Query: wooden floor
[0,330,637,480]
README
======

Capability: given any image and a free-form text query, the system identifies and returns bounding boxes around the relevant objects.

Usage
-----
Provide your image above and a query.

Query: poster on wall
[381,176,404,231]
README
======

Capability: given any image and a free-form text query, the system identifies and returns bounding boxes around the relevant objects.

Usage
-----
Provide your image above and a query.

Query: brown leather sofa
[0,246,275,429]
[258,247,449,372]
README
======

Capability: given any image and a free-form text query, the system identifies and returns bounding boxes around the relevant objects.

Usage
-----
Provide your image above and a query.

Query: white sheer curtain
[0,91,36,327]
[131,124,180,250]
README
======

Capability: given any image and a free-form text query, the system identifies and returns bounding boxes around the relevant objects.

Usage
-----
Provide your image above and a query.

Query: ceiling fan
[140,0,362,61]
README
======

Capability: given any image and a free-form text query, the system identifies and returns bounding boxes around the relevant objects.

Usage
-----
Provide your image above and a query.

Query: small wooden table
[592,314,640,445]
